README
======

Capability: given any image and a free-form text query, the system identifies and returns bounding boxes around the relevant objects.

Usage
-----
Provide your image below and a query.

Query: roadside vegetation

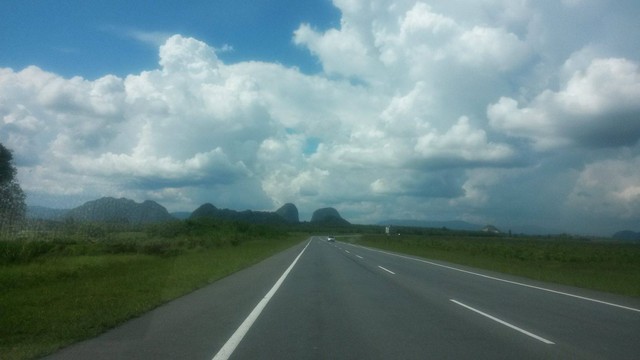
[351,232,640,298]
[0,219,303,360]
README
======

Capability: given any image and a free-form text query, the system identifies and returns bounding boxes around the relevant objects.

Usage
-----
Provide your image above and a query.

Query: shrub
[0,240,56,264]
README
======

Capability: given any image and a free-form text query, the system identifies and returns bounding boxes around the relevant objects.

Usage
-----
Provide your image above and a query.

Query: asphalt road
[46,237,640,359]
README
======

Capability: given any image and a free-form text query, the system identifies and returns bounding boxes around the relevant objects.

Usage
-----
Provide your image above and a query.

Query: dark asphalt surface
[46,237,640,359]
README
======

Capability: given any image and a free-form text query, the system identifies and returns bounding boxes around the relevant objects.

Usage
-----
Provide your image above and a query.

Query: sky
[1,0,639,236]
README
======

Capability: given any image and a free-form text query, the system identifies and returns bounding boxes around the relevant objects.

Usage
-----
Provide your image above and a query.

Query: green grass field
[351,234,640,298]
[0,220,303,360]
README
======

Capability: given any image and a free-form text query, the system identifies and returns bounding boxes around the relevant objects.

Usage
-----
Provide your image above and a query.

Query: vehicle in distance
[327,236,335,242]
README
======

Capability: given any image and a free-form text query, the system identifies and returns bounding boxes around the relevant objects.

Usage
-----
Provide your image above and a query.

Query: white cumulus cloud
[2,1,640,234]
[568,157,640,221]
[488,57,640,150]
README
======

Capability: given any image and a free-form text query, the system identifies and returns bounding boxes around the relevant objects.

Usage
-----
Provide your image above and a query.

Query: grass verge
[0,235,303,360]
[351,234,640,298]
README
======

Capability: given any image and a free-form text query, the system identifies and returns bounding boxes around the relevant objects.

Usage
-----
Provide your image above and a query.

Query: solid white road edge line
[451,299,555,345]
[350,244,640,313]
[378,266,396,275]
[212,239,312,360]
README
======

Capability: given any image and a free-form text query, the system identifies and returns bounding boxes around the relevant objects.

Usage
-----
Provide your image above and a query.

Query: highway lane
[46,236,640,359]
[44,240,311,360]
[345,241,640,355]
[227,237,640,359]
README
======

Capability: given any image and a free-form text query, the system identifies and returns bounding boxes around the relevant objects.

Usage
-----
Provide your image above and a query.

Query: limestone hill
[65,197,173,224]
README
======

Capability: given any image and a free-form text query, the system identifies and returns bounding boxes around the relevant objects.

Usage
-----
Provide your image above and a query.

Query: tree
[0,143,26,232]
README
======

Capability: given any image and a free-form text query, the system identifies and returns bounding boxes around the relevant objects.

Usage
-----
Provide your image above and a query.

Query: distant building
[482,225,501,234]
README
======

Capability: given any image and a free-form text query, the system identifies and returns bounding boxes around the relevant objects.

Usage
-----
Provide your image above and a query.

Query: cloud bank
[1,0,639,235]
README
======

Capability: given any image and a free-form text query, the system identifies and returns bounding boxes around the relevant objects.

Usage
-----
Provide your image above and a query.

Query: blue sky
[1,0,640,236]
[1,0,339,77]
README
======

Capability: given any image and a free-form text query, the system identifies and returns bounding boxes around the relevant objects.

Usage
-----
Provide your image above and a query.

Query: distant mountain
[190,203,288,225]
[612,230,640,242]
[310,207,350,226]
[379,219,481,231]
[170,212,192,220]
[275,203,299,224]
[27,206,69,220]
[65,197,173,224]
[190,203,218,218]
